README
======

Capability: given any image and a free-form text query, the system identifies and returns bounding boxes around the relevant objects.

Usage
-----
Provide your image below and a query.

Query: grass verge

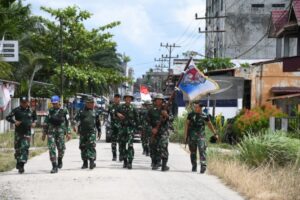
[207,151,300,200]
[0,129,77,172]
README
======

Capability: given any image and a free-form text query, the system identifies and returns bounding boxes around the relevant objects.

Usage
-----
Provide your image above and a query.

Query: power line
[160,42,181,73]
[174,20,195,44]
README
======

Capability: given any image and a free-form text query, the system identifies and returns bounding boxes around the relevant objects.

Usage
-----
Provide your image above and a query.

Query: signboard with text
[0,40,19,62]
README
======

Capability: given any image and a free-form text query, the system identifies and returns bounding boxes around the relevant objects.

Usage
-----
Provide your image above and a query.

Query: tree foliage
[0,3,130,97]
[197,58,235,72]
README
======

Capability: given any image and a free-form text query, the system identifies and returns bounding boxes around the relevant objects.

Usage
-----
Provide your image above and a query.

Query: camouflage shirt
[74,107,101,134]
[147,106,169,130]
[108,103,121,127]
[117,103,138,127]
[187,111,210,139]
[44,107,70,133]
[138,107,151,129]
[6,106,37,134]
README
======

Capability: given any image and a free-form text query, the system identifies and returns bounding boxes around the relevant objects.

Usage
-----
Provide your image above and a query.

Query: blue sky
[25,0,206,78]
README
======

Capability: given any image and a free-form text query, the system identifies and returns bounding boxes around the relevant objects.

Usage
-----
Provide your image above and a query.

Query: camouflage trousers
[119,126,134,163]
[111,125,119,156]
[150,135,159,163]
[14,131,31,163]
[47,128,66,163]
[79,131,96,161]
[188,136,207,167]
[141,127,151,153]
[150,130,169,164]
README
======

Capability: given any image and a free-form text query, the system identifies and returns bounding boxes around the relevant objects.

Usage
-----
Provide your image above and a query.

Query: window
[272,4,285,8]
[251,4,265,8]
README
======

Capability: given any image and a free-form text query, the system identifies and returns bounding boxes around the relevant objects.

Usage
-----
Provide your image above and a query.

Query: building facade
[205,0,289,59]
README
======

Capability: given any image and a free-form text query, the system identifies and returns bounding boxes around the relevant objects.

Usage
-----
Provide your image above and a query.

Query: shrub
[233,105,285,138]
[169,114,187,143]
[238,129,300,167]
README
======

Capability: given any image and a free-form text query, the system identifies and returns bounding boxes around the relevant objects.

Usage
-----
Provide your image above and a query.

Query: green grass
[0,150,15,172]
[238,129,300,167]
[0,149,47,172]
[0,129,77,172]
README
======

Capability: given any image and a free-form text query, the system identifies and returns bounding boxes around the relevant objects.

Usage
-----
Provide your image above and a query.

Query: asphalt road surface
[0,137,244,200]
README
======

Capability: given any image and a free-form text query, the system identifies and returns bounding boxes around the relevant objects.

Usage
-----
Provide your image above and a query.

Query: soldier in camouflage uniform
[74,97,100,170]
[108,94,121,161]
[6,97,37,174]
[43,95,71,173]
[148,94,171,171]
[116,92,138,169]
[184,102,218,173]
[139,101,152,156]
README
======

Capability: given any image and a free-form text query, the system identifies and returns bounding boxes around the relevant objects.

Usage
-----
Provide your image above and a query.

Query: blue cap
[51,95,60,103]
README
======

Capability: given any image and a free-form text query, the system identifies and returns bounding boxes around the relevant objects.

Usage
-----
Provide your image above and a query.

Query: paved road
[0,138,244,200]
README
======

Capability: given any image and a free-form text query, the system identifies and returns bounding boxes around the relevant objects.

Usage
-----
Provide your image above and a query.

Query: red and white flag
[140,85,152,101]
[0,84,11,111]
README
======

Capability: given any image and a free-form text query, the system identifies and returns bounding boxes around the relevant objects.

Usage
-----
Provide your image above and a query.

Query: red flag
[140,85,151,101]
[140,85,149,94]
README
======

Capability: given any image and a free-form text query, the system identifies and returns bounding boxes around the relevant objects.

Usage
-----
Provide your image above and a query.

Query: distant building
[235,56,300,115]
[268,0,300,57]
[205,0,289,59]
[119,61,134,96]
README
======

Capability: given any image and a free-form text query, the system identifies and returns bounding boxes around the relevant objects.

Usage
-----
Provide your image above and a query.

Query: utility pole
[154,58,168,72]
[160,43,180,74]
[195,11,226,58]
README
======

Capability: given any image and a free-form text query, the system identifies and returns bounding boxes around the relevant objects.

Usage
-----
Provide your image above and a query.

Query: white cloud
[88,4,157,47]
[25,0,207,78]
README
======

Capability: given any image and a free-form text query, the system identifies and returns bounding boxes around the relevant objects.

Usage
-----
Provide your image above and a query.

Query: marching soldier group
[5,93,217,174]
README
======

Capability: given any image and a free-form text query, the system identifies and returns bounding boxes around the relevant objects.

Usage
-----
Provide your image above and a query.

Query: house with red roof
[269,0,300,57]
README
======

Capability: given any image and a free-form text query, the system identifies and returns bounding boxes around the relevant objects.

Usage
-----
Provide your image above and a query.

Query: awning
[268,93,300,101]
[271,87,300,95]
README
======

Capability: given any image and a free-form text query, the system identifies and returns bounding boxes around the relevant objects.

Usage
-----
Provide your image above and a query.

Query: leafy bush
[170,114,187,143]
[233,105,285,138]
[238,130,300,167]
[214,113,228,142]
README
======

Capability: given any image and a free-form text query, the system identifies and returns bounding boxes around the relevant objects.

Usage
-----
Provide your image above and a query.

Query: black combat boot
[200,165,206,174]
[152,160,159,170]
[123,159,128,168]
[16,162,20,170]
[145,147,149,156]
[112,152,117,161]
[161,160,170,172]
[81,160,88,169]
[57,157,63,169]
[18,162,25,174]
[89,159,96,170]
[158,159,162,167]
[119,155,123,162]
[50,162,58,174]
[192,165,197,172]
[127,162,132,170]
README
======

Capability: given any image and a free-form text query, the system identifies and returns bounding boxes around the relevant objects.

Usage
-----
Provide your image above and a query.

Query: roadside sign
[0,40,19,62]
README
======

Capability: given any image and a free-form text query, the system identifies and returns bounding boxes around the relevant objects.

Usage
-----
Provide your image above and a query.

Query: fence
[270,117,300,132]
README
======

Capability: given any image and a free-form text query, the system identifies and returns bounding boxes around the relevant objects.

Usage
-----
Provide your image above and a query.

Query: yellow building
[235,56,300,115]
